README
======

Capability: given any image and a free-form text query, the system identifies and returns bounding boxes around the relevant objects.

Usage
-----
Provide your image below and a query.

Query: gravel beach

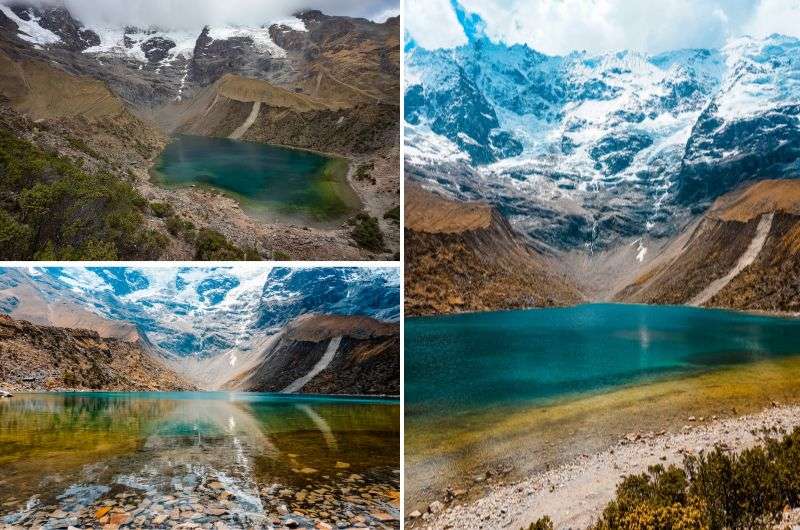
[409,403,800,530]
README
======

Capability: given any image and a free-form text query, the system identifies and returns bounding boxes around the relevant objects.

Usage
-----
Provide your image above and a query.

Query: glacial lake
[405,303,800,509]
[153,135,360,226]
[0,392,399,528]
[406,303,800,415]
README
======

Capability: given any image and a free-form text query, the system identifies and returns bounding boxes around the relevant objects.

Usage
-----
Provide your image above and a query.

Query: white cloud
[405,0,468,50]
[408,0,800,54]
[745,0,800,38]
[1,0,398,30]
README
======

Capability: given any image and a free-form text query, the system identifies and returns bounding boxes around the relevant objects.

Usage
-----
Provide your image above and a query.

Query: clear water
[406,303,800,416]
[153,135,359,225]
[0,392,399,515]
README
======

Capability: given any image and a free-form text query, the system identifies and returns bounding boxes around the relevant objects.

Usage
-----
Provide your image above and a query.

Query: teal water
[0,392,399,515]
[405,303,800,416]
[153,135,358,224]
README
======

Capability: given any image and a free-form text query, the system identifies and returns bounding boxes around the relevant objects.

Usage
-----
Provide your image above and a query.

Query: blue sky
[405,0,800,54]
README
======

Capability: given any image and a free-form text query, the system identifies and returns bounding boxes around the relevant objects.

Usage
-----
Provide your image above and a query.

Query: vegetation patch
[525,426,800,530]
[383,205,400,222]
[0,127,166,260]
[354,162,376,184]
[350,212,385,252]
[194,228,260,261]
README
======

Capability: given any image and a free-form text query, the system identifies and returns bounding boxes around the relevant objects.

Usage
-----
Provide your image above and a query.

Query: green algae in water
[153,136,359,225]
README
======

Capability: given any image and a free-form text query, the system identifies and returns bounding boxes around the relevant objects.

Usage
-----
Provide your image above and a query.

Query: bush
[194,228,260,261]
[273,251,291,260]
[383,205,400,222]
[150,202,174,218]
[350,212,385,252]
[0,127,166,260]
[525,427,800,530]
[0,209,33,259]
[523,516,554,530]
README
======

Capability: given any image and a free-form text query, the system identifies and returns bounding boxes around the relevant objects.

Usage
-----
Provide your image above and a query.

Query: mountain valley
[405,31,800,314]
[0,1,400,260]
[0,266,400,395]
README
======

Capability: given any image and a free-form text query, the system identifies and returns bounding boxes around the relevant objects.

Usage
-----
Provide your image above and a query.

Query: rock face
[141,36,176,63]
[0,315,194,391]
[225,314,400,396]
[404,183,583,316]
[616,179,800,312]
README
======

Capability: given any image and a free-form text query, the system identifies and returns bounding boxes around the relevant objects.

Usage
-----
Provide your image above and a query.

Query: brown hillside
[405,183,583,316]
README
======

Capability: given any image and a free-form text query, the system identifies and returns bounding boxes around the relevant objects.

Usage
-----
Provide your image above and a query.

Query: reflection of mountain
[0,393,400,528]
[0,267,400,394]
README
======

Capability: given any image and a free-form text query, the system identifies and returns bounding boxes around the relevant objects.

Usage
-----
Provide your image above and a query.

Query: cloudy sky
[5,0,399,28]
[406,0,800,54]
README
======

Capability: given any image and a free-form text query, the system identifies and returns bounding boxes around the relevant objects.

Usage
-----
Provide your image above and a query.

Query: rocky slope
[616,179,800,312]
[0,2,400,259]
[405,183,583,316]
[0,314,193,391]
[223,314,399,396]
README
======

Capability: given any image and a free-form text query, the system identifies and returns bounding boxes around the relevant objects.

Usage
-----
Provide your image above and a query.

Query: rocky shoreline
[410,403,800,529]
[1,469,400,530]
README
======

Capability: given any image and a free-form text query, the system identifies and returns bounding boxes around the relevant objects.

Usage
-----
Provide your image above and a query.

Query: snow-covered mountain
[0,267,400,358]
[405,34,800,251]
[0,1,306,102]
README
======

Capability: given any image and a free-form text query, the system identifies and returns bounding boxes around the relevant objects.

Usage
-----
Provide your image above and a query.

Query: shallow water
[153,135,359,226]
[0,392,399,527]
[405,304,800,509]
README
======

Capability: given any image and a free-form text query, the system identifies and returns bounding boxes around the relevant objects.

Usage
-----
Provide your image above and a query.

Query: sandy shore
[411,403,800,529]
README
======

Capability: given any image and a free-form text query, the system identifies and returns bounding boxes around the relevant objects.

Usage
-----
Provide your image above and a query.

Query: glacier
[0,267,400,359]
[405,33,800,251]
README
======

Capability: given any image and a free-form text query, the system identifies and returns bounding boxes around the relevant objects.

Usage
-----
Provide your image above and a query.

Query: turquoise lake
[153,135,359,225]
[405,303,800,416]
[0,392,399,527]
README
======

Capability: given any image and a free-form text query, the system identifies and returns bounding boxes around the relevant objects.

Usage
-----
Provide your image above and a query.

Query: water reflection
[0,392,400,528]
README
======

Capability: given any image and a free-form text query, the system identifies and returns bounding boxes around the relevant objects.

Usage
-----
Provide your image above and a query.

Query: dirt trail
[229,100,261,139]
[690,212,774,306]
[281,336,342,393]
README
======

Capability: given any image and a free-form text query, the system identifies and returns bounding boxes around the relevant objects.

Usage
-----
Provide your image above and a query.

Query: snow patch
[0,5,61,45]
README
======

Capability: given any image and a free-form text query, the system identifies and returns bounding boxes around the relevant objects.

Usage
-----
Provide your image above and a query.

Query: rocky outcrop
[617,179,800,312]
[224,314,399,396]
[405,183,583,316]
[0,315,194,391]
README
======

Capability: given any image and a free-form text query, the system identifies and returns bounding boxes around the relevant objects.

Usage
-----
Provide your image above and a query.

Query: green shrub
[583,428,800,530]
[150,202,174,218]
[165,214,195,238]
[351,212,385,252]
[383,205,400,222]
[0,127,166,260]
[354,162,375,183]
[523,516,554,530]
[0,209,33,259]
[273,251,291,260]
[194,228,260,261]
